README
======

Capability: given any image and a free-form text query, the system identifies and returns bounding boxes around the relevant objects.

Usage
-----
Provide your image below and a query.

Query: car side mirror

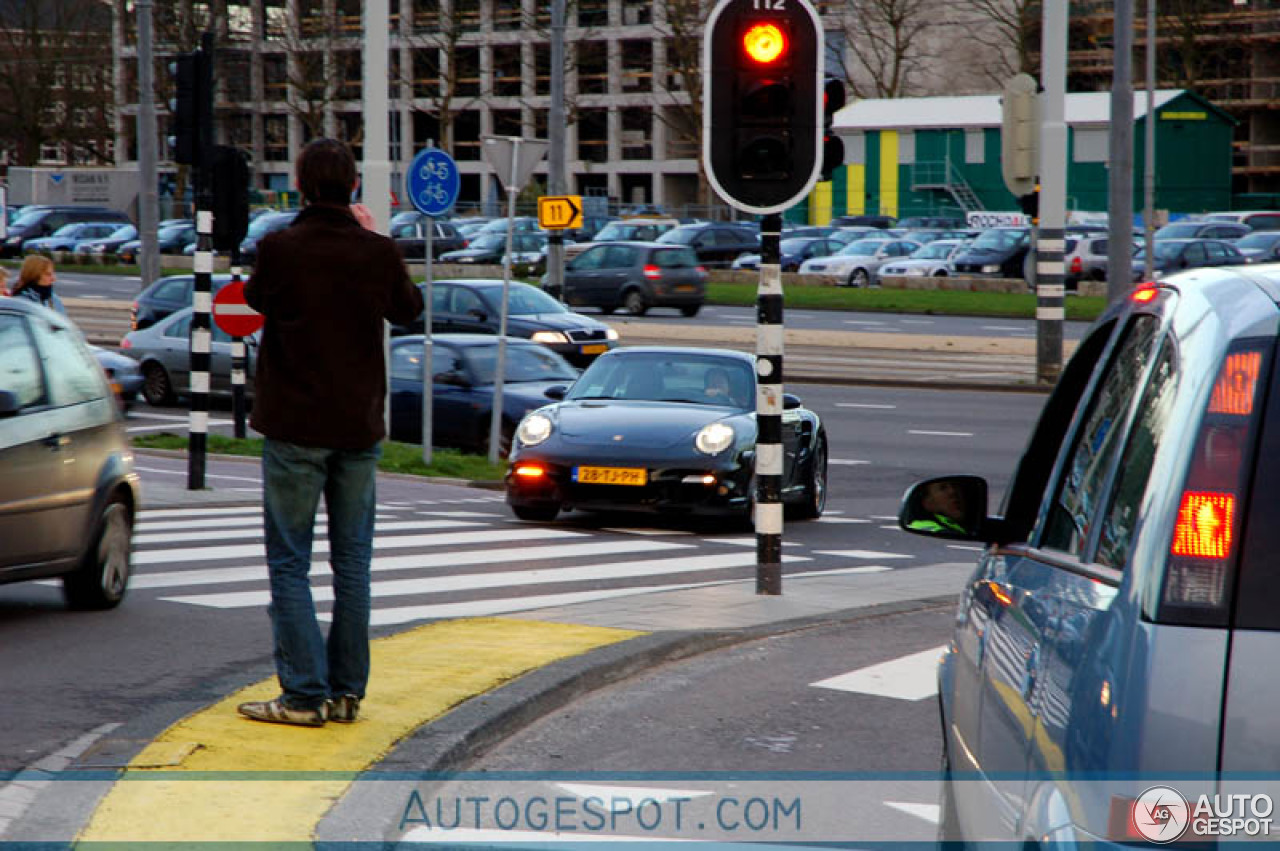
[0,390,20,417]
[467,308,489,322]
[544,385,568,400]
[782,393,802,410]
[899,474,989,541]
[435,370,470,387]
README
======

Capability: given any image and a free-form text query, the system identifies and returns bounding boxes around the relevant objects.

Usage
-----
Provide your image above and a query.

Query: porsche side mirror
[782,393,802,410]
[544,385,568,400]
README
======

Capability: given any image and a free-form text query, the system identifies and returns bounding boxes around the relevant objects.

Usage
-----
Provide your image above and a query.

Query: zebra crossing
[102,501,914,626]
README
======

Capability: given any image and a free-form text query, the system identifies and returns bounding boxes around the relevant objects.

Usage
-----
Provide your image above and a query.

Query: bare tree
[1158,0,1227,89]
[397,0,482,155]
[834,0,946,99]
[0,0,115,166]
[651,0,708,202]
[953,0,1039,89]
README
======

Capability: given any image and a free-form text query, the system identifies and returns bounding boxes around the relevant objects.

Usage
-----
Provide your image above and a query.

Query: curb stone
[317,595,957,842]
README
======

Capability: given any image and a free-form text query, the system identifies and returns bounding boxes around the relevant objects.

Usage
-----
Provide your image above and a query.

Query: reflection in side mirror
[544,385,568,401]
[782,393,802,410]
[898,474,988,541]
[0,390,20,417]
[467,309,489,322]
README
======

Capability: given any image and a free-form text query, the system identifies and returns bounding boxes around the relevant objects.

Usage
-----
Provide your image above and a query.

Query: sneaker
[237,697,327,727]
[327,694,361,723]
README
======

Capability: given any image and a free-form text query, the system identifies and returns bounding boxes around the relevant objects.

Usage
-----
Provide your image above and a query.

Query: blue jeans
[262,438,380,711]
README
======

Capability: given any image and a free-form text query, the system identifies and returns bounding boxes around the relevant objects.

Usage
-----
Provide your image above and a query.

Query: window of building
[456,47,481,98]
[964,128,984,164]
[493,45,522,97]
[622,0,650,25]
[577,0,608,27]
[621,41,652,93]
[412,48,440,99]
[1073,127,1108,163]
[578,108,609,163]
[454,110,481,161]
[576,41,608,95]
[264,114,289,162]
[534,45,550,96]
[622,108,651,160]
[898,130,915,165]
[492,109,522,138]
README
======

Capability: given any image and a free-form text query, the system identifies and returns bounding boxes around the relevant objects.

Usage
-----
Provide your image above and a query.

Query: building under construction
[1069,0,1280,207]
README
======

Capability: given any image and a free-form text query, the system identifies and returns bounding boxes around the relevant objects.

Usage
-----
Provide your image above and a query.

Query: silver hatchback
[902,264,1280,845]
[0,297,138,608]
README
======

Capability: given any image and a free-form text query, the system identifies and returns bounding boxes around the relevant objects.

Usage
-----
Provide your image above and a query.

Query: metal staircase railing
[911,158,986,212]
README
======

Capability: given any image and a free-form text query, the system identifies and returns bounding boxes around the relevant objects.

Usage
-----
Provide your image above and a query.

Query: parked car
[0,296,138,608]
[1132,237,1248,280]
[504,232,550,270]
[1154,220,1251,241]
[731,237,843,273]
[390,217,467,259]
[656,223,760,268]
[440,232,546,265]
[2,206,132,257]
[90,345,143,410]
[798,236,922,287]
[1063,234,1139,289]
[116,222,198,265]
[895,215,965,229]
[476,216,542,236]
[24,222,129,254]
[1232,230,1280,262]
[506,347,826,523]
[908,264,1280,845]
[952,226,1032,279]
[239,210,298,265]
[389,334,580,455]
[1202,209,1280,231]
[74,224,139,258]
[876,239,969,280]
[130,273,235,331]
[564,218,680,260]
[554,241,707,317]
[830,214,896,229]
[392,279,618,367]
[120,306,260,406]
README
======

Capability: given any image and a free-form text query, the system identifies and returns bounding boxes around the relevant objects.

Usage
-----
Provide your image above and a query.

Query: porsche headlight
[530,331,569,344]
[695,422,735,455]
[517,413,553,446]
[605,327,620,341]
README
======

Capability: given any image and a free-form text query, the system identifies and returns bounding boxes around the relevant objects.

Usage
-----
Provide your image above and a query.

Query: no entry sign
[212,281,264,337]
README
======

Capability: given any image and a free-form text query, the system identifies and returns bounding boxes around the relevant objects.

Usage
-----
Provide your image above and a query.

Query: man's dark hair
[297,138,357,205]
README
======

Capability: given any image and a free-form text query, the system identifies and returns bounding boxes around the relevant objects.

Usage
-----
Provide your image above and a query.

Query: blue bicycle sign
[406,148,459,217]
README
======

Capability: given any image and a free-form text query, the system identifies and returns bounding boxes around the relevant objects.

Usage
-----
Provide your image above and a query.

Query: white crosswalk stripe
[111,505,896,626]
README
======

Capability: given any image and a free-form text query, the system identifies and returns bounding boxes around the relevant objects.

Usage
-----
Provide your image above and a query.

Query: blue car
[24,222,129,253]
[388,334,579,456]
[505,346,827,523]
[903,263,1280,845]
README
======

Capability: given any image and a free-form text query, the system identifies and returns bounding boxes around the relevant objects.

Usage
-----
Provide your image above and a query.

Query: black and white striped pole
[229,249,248,439]
[188,206,213,490]
[755,213,785,594]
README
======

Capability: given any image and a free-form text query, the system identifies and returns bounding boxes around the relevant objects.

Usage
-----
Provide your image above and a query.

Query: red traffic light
[742,22,787,64]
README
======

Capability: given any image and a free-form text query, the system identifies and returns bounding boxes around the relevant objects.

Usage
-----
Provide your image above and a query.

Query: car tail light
[120,337,132,350]
[1070,256,1082,275]
[642,264,661,280]
[130,303,138,330]
[1131,285,1158,304]
[1160,343,1267,625]
[697,265,708,276]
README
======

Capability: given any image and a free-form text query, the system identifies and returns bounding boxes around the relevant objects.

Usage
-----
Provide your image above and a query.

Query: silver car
[876,238,969,281]
[121,307,259,407]
[0,297,138,609]
[797,237,922,287]
[903,264,1280,844]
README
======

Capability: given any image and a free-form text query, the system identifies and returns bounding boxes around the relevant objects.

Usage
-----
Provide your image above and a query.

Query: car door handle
[43,433,71,450]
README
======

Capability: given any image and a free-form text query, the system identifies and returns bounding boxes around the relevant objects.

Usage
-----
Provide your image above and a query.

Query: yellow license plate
[575,466,647,486]
[581,343,609,355]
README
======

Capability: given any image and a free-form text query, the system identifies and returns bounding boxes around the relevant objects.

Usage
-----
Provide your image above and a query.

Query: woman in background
[11,255,65,315]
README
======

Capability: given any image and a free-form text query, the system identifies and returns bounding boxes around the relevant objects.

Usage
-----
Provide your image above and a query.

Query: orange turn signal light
[514,465,545,479]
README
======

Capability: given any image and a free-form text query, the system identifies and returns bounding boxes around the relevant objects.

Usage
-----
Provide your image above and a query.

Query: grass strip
[705,281,1107,320]
[131,432,505,481]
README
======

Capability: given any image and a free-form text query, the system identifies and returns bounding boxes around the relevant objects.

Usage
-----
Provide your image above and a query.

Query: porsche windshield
[568,353,754,408]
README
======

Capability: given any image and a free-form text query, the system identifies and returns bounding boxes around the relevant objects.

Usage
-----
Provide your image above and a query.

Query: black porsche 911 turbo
[505,347,828,523]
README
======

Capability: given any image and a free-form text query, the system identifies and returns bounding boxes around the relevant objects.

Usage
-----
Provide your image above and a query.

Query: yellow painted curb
[77,617,642,844]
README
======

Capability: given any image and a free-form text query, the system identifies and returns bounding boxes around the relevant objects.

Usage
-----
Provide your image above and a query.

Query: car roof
[603,346,755,364]
[393,333,538,347]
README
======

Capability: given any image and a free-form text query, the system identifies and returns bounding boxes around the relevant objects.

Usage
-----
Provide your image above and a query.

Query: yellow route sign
[538,195,584,230]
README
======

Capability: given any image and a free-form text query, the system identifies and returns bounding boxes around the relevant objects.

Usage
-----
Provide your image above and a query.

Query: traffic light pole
[186,31,215,491]
[755,212,784,595]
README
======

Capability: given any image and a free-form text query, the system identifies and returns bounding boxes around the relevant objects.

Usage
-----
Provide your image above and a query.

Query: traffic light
[822,77,846,182]
[703,0,823,214]
[1019,183,1040,222]
[168,48,213,168]
[211,145,251,252]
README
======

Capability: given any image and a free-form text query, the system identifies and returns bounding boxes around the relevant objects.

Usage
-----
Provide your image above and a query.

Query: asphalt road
[1,384,1044,773]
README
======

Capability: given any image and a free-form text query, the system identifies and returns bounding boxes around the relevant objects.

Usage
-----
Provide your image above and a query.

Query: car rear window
[654,248,698,268]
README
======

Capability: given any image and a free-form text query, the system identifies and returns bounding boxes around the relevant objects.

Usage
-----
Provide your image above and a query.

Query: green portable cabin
[810,89,1233,224]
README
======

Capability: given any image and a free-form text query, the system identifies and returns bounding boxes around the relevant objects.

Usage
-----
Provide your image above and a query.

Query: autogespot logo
[1132,786,1191,843]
